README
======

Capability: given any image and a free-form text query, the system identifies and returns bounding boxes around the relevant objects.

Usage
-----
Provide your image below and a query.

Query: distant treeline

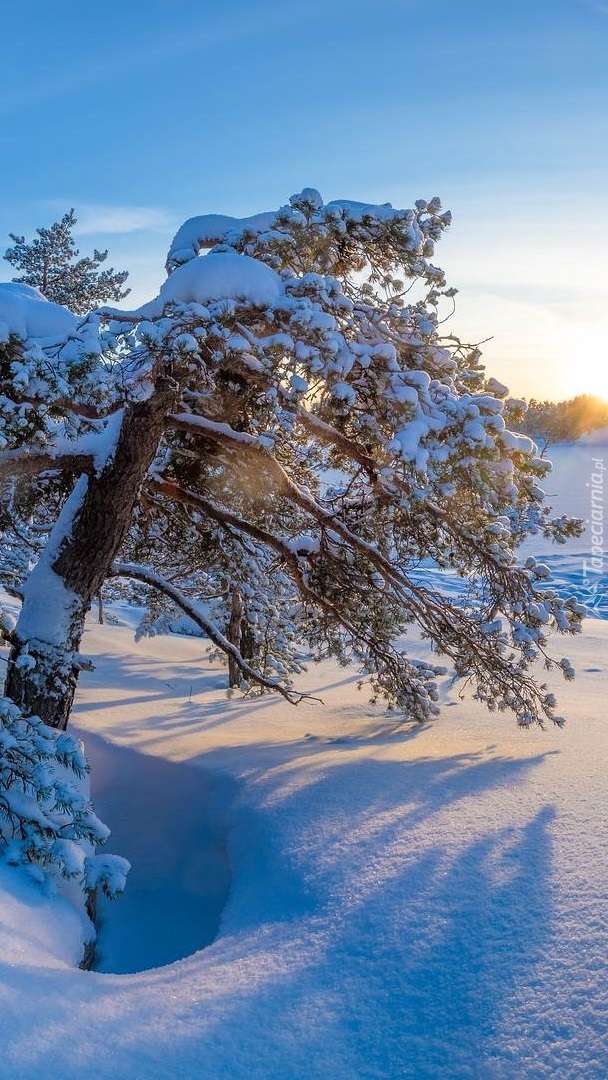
[520,395,608,449]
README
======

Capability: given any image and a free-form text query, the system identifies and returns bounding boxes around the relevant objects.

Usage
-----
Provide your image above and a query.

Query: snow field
[0,614,607,1077]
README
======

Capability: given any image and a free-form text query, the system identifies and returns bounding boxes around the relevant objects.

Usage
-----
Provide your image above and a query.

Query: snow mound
[0,282,77,343]
[136,252,282,318]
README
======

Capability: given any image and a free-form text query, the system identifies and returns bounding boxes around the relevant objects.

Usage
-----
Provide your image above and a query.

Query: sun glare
[561,324,608,402]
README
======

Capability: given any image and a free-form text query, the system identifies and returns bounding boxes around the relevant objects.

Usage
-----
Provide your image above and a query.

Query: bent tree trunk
[4,377,177,729]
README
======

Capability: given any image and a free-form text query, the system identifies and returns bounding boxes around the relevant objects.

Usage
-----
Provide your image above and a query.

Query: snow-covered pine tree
[0,207,130,604]
[0,189,584,736]
[0,694,129,896]
[4,210,130,313]
[0,213,130,615]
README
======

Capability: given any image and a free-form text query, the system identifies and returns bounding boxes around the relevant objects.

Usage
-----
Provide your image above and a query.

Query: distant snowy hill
[578,425,608,446]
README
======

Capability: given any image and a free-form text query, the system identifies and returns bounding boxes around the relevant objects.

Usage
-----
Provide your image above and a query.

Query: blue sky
[1,0,607,398]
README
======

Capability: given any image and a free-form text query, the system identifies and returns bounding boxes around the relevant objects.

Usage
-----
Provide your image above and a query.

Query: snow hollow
[82,733,234,974]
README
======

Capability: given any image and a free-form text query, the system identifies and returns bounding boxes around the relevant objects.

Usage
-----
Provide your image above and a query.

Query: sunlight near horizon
[444,285,608,403]
[560,323,608,402]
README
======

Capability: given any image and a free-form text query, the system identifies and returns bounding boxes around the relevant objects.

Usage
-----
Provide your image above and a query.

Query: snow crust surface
[0,621,606,1079]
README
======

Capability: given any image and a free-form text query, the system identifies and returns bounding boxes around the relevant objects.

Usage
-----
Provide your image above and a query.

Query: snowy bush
[0,696,128,897]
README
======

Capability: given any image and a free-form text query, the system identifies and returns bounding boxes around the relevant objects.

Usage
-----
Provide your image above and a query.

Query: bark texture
[227,587,245,689]
[226,587,256,688]
[4,377,177,729]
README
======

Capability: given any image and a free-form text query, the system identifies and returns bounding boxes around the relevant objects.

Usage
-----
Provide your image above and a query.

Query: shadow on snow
[77,730,236,975]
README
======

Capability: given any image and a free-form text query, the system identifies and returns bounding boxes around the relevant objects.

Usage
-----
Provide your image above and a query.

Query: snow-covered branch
[166,415,573,725]
[168,413,262,447]
[110,561,318,705]
[147,476,447,712]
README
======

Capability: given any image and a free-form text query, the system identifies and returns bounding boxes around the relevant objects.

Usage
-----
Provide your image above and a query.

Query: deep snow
[0,439,607,1078]
[1,619,607,1079]
[83,731,234,975]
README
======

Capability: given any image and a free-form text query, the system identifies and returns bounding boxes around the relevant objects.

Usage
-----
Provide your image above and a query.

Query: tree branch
[0,449,95,482]
[164,413,558,723]
[147,476,437,696]
[110,560,320,705]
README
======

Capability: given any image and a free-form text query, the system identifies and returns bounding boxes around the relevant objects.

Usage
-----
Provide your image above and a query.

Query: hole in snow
[79,731,234,974]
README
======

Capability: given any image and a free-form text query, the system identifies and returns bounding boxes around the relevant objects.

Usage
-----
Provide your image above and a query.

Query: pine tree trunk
[240,612,255,661]
[227,587,244,688]
[4,377,177,729]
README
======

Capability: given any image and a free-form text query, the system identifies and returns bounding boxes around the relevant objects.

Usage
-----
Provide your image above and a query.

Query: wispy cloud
[72,205,175,236]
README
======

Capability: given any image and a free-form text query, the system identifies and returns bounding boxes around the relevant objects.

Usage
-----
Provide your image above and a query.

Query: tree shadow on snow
[144,743,558,1079]
[76,647,391,743]
[68,646,564,1074]
[8,727,564,1079]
